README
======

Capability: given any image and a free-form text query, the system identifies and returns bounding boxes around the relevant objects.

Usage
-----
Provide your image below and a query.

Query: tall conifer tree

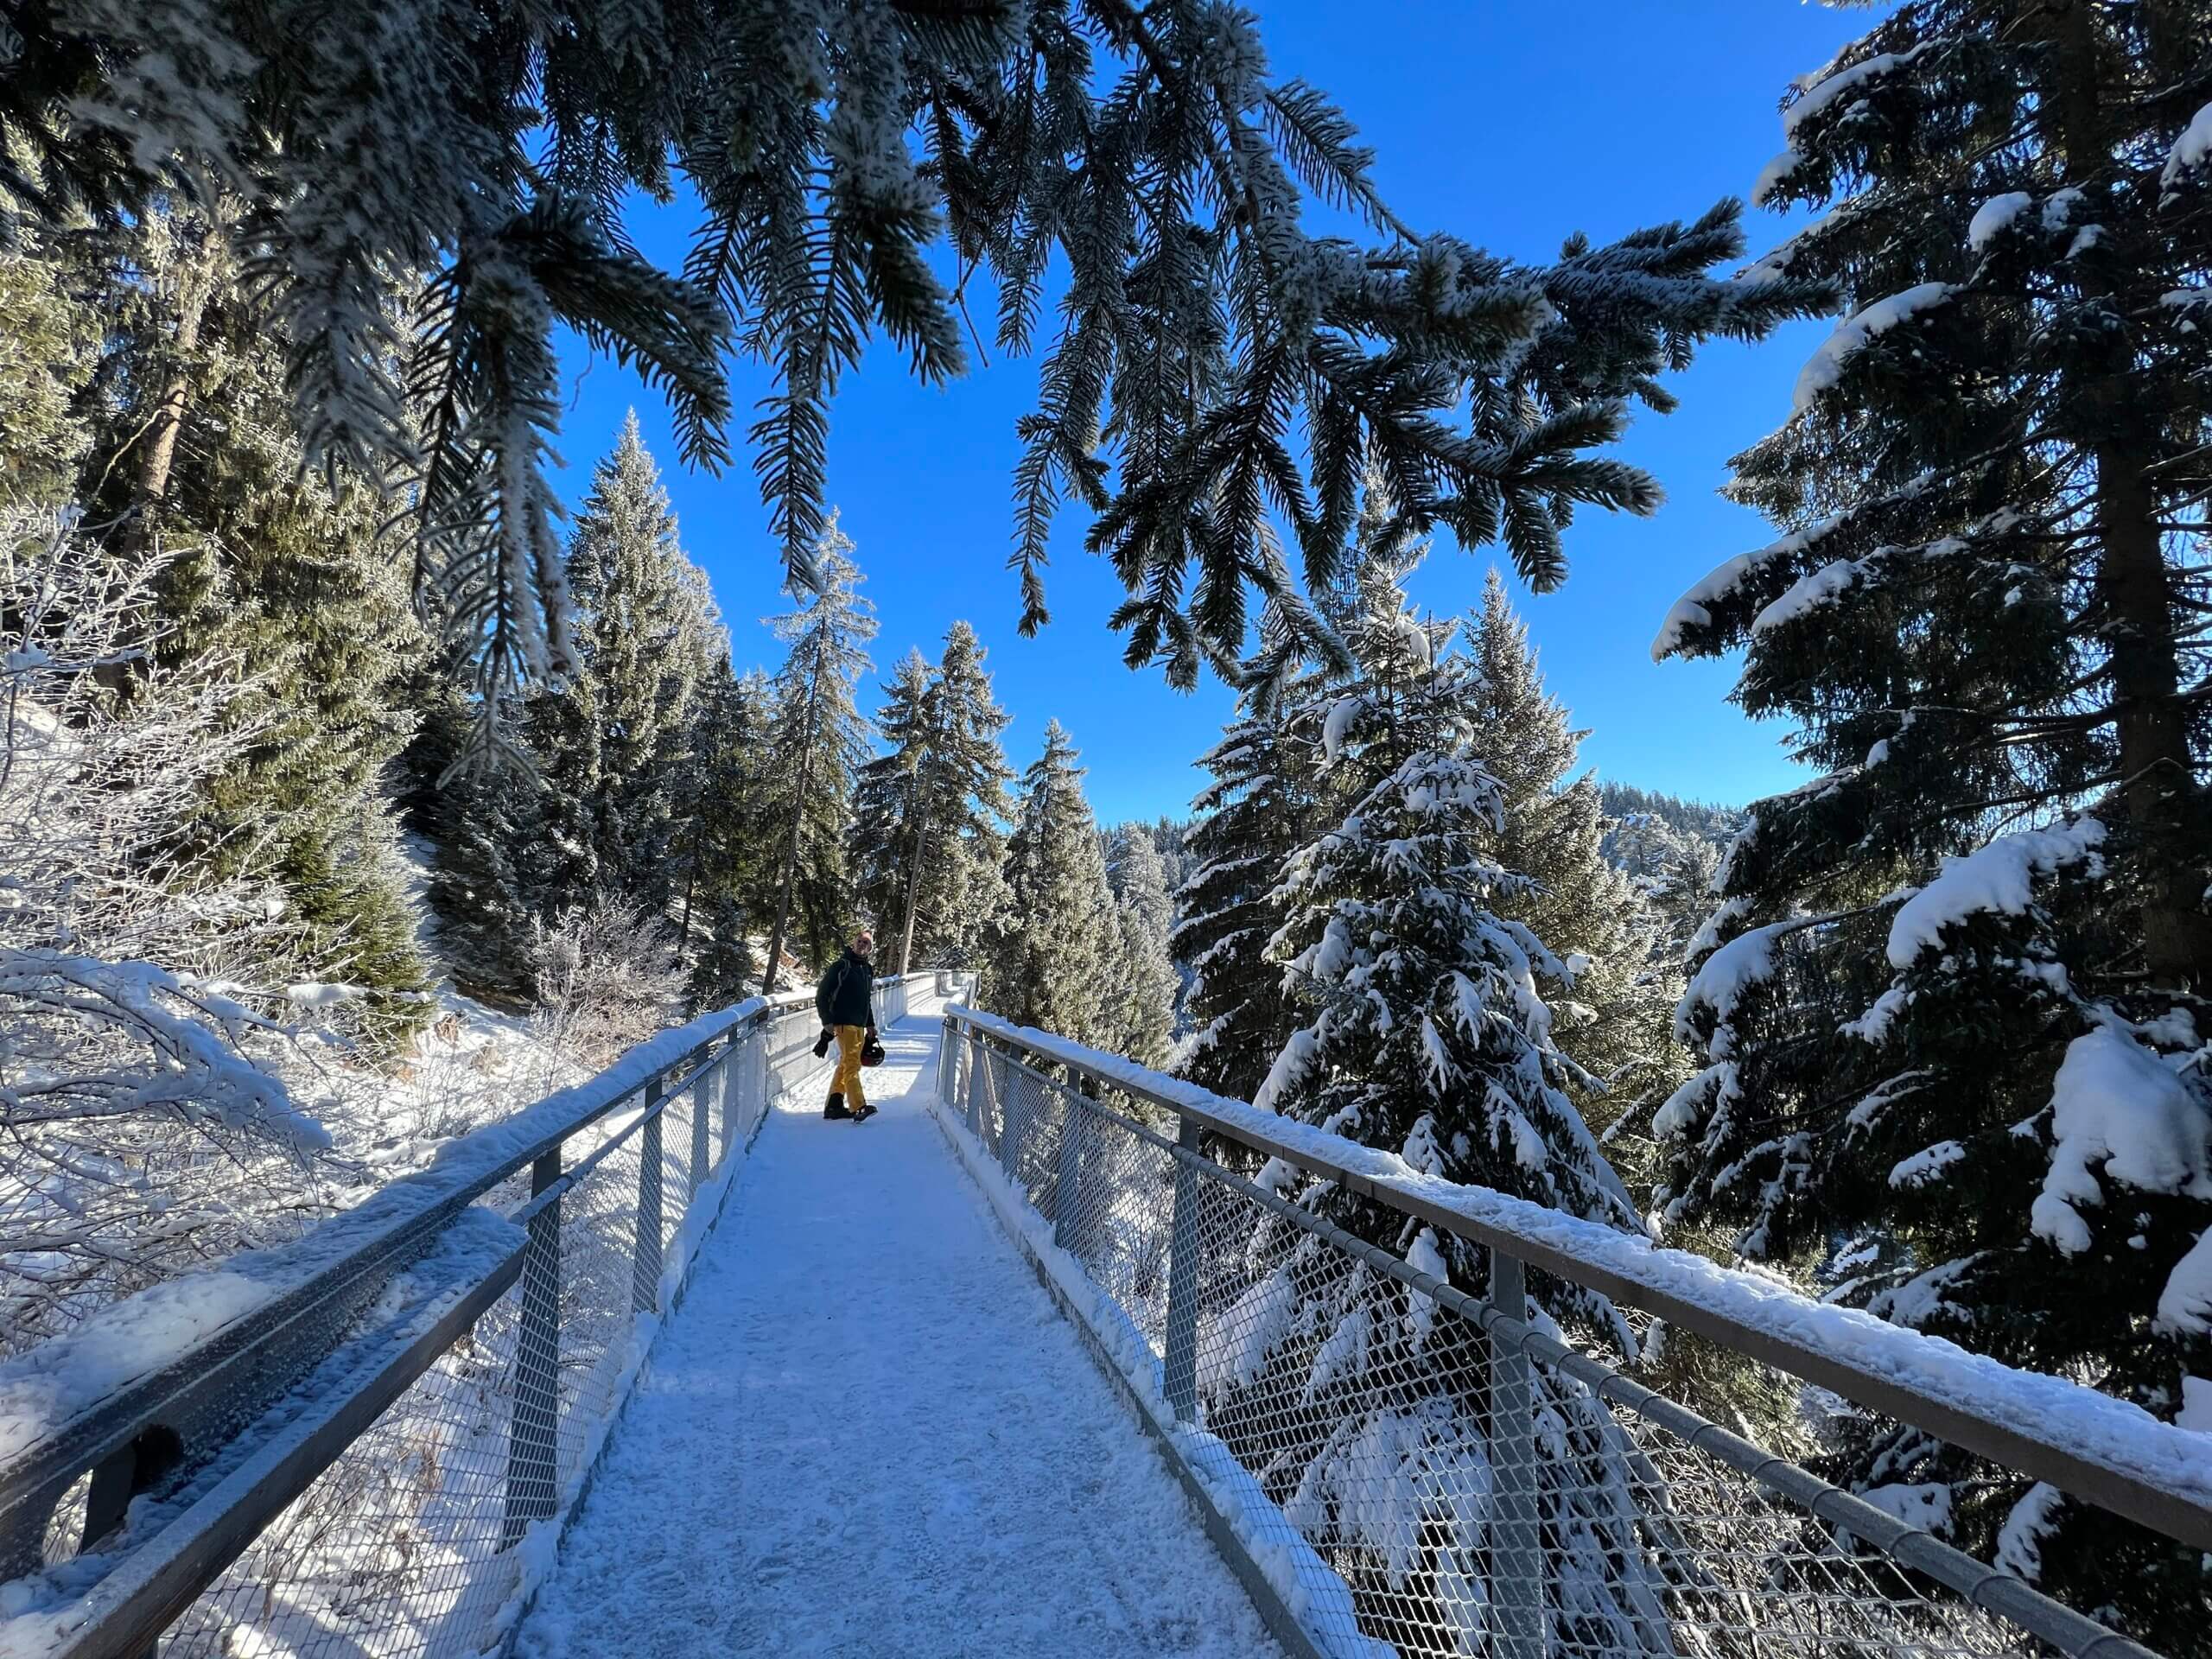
[1464,570,1679,1129]
[851,650,937,959]
[759,514,876,991]
[853,622,1014,974]
[1653,9,2212,1633]
[1224,570,1663,1653]
[674,661,776,1007]
[1103,827,1179,1065]
[917,622,1015,968]
[531,412,721,916]
[1173,708,1322,1100]
[108,209,430,1017]
[986,721,1121,1046]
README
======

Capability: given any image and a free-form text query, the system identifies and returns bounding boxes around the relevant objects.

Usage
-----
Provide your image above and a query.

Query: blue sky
[550,2,1869,826]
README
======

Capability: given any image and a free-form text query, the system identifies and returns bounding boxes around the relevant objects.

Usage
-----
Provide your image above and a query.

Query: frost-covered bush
[0,509,342,1351]
[526,900,684,1067]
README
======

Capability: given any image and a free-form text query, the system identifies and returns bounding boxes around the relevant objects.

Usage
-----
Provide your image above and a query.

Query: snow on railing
[0,973,954,1659]
[935,1004,2193,1659]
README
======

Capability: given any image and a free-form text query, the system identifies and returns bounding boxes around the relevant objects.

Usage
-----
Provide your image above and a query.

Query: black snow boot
[851,1101,879,1123]
[823,1092,850,1120]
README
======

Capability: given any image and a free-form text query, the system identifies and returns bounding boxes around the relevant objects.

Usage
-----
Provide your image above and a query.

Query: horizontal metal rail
[942,1006,2212,1557]
[1163,1131,2145,1659]
[0,971,958,1659]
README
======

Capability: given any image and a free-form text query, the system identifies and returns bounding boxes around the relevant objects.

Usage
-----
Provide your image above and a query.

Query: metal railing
[0,971,955,1659]
[935,1004,2205,1659]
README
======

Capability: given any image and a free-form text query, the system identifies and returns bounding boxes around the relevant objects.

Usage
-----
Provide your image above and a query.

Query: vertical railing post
[1162,1114,1204,1422]
[504,1144,563,1548]
[1053,1082,1084,1250]
[634,1077,664,1314]
[690,1050,711,1198]
[719,1031,737,1161]
[999,1058,1025,1179]
[962,1032,980,1139]
[969,1035,989,1144]
[1490,1249,1543,1659]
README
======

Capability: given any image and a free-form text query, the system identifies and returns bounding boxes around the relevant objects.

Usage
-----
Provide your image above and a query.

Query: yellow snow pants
[832,1024,868,1116]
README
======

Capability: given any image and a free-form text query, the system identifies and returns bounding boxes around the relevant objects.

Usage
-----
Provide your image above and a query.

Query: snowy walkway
[513,1002,1282,1659]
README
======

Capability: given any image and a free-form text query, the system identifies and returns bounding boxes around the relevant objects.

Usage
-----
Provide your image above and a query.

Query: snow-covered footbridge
[3,979,2209,1659]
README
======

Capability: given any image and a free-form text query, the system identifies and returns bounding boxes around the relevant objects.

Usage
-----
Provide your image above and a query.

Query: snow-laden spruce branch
[1,0,1826,705]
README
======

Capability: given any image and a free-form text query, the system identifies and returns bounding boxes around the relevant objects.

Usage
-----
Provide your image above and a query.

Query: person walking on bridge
[817,931,880,1122]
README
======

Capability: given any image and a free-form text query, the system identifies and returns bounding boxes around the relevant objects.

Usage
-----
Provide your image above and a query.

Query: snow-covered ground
[512,1016,1281,1659]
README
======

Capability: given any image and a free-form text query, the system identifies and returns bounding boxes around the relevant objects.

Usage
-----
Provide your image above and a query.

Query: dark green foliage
[99,213,433,1023]
[851,650,939,965]
[675,664,778,1009]
[758,516,877,991]
[1595,781,1738,853]
[0,239,98,510]
[1172,708,1321,1101]
[985,721,1122,1046]
[1463,570,1681,1134]
[853,623,1014,976]
[526,412,720,917]
[1653,4,2212,1634]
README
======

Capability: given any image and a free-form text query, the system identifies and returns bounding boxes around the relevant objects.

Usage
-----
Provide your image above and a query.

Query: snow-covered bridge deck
[512,1011,1282,1659]
[6,982,2208,1659]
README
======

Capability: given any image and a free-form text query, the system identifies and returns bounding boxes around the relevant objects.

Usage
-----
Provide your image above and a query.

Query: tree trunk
[100,225,216,695]
[760,658,825,997]
[2094,451,2212,985]
[899,816,928,976]
[897,748,931,975]
[134,341,197,525]
[2049,0,2212,985]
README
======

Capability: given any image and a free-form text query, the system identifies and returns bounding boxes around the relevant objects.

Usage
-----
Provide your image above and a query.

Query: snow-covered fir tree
[0,0,1821,701]
[1463,570,1681,1135]
[1137,817,1198,898]
[759,515,877,991]
[1103,827,1179,1066]
[986,722,1122,1048]
[1173,458,1425,1100]
[914,622,1015,969]
[852,622,1014,975]
[672,662,778,1009]
[851,651,938,964]
[1172,709,1323,1099]
[1652,9,2212,1637]
[529,413,721,918]
[1217,579,1671,1654]
[421,733,544,1002]
[106,209,430,1025]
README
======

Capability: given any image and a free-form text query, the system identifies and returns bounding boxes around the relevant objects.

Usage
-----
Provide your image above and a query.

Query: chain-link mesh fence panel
[1055,1096,1178,1357]
[938,1018,2158,1659]
[124,1025,787,1659]
[163,1277,530,1659]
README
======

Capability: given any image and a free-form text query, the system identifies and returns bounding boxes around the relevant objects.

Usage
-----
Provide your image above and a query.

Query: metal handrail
[939,1005,2212,1556]
[0,971,951,1657]
[938,1005,2178,1659]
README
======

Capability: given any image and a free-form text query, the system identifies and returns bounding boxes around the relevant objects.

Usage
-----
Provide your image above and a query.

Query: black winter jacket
[816,950,877,1029]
